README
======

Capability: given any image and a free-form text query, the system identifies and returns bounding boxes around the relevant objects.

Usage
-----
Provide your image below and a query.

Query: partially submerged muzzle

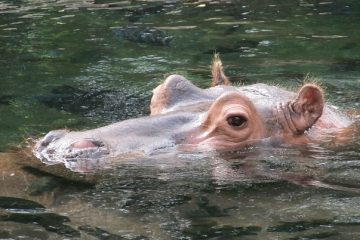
[33,130,110,166]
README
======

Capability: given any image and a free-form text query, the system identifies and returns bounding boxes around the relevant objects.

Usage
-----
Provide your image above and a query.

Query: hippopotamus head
[33,55,349,172]
[150,76,326,150]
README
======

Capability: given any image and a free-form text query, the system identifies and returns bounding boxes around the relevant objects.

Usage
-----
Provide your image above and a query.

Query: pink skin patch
[71,140,97,149]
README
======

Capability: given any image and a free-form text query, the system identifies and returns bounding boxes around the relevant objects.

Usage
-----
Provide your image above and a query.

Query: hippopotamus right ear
[289,84,325,133]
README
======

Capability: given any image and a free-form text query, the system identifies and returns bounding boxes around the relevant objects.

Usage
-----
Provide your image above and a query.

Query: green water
[0,0,360,239]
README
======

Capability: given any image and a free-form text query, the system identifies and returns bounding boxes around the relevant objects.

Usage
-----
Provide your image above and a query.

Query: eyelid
[223,105,248,117]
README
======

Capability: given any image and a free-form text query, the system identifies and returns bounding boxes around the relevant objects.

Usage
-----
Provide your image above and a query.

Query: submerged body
[33,56,352,172]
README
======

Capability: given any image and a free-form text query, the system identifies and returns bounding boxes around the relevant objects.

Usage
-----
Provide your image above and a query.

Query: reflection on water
[0,0,360,239]
[1,127,359,239]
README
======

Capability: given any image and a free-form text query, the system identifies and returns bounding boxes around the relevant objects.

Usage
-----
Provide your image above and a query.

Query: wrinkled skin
[150,75,351,145]
[33,56,352,172]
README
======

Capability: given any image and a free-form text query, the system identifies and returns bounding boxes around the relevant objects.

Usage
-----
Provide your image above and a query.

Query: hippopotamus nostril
[71,140,104,149]
[46,148,55,154]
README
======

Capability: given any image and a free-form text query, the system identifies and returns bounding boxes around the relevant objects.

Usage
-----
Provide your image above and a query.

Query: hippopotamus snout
[34,130,110,166]
[34,130,68,163]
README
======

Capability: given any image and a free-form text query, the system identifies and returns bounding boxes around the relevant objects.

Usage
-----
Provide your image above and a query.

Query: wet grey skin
[155,75,351,130]
[34,75,352,170]
[34,110,199,168]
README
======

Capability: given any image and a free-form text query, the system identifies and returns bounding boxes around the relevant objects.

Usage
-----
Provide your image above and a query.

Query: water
[0,0,360,239]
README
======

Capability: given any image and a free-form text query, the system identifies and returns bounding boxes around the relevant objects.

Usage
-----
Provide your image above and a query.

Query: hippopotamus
[33,55,352,172]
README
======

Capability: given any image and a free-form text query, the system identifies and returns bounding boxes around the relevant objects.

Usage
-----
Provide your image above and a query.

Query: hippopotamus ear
[211,53,231,86]
[290,84,324,133]
[150,74,212,115]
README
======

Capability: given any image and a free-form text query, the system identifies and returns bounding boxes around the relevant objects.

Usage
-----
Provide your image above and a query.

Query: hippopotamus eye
[227,115,247,128]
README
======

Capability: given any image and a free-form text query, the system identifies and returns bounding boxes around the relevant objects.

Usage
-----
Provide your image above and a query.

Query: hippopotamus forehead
[152,74,295,116]
[205,83,294,100]
[240,83,295,100]
[159,83,293,116]
[238,84,295,113]
[204,83,295,113]
[202,83,296,122]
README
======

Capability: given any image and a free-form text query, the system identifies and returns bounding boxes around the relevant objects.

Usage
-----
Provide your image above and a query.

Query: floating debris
[311,35,348,39]
[111,26,174,46]
[0,95,13,105]
[0,196,45,210]
[204,40,259,54]
[0,211,80,237]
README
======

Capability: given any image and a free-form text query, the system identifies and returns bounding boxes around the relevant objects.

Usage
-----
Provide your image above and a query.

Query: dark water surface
[0,0,360,239]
